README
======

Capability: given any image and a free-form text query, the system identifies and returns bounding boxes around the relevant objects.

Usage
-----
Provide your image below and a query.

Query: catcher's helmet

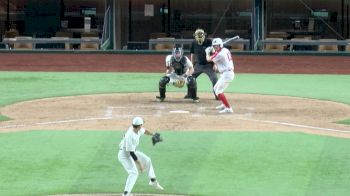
[212,38,223,48]
[132,117,144,126]
[193,28,206,45]
[172,47,183,62]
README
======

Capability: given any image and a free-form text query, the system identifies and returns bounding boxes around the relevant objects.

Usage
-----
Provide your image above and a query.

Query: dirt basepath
[1,93,349,138]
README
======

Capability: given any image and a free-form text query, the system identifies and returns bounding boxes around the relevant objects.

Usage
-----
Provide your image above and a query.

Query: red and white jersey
[119,126,145,152]
[210,47,234,73]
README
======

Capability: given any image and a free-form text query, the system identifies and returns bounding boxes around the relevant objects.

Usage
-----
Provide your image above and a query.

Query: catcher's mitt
[152,132,163,146]
[173,78,185,88]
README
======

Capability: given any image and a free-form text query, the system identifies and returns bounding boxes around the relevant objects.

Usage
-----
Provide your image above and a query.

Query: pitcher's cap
[132,117,144,126]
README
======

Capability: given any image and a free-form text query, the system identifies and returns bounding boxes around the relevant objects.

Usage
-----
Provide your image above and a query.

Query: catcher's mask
[172,47,183,62]
[193,28,206,45]
[132,117,144,126]
[212,38,223,48]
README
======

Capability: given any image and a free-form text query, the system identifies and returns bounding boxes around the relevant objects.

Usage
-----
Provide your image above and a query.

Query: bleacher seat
[264,38,285,51]
[318,39,338,52]
[14,36,33,50]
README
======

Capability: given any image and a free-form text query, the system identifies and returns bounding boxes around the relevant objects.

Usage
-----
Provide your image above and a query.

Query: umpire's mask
[194,29,206,45]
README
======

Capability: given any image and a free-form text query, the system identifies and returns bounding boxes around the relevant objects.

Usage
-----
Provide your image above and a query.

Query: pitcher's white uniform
[118,119,161,196]
[210,47,234,95]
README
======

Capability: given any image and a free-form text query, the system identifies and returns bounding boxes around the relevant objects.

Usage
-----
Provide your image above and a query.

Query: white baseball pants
[118,150,156,194]
[213,71,234,95]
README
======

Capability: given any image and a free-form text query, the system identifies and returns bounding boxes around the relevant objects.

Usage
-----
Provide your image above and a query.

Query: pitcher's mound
[1,92,349,138]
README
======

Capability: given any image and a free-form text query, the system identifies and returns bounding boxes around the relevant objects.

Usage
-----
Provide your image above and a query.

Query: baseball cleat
[219,107,233,114]
[192,97,200,103]
[149,180,164,190]
[215,104,225,110]
[156,96,165,102]
[184,94,191,99]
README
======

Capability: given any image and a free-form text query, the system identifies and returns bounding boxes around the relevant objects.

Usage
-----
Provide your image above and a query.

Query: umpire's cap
[132,117,144,126]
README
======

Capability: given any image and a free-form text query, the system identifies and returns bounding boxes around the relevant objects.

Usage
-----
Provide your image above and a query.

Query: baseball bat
[223,35,240,45]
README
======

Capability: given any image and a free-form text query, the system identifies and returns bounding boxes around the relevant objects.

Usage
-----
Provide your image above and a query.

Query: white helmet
[132,117,144,126]
[212,38,223,48]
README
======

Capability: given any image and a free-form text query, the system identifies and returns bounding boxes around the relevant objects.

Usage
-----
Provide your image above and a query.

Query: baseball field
[0,53,350,196]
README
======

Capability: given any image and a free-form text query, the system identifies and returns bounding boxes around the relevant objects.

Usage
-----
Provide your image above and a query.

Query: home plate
[169,110,190,114]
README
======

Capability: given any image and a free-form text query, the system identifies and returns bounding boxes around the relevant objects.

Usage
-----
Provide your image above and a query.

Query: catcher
[156,46,199,103]
[118,117,164,196]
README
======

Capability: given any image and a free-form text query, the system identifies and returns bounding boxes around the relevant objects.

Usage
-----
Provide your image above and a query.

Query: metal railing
[260,39,350,51]
[148,38,250,50]
[2,37,101,49]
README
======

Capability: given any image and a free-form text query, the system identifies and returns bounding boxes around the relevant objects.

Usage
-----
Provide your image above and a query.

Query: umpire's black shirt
[190,39,212,65]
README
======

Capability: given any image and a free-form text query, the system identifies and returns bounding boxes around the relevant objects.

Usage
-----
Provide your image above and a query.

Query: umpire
[185,28,218,100]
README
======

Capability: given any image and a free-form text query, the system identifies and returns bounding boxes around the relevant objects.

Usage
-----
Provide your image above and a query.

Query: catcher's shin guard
[187,76,198,99]
[190,87,198,99]
[159,87,166,98]
[184,84,192,99]
[158,76,169,99]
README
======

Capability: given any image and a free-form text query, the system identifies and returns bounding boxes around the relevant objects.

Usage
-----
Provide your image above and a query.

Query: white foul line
[36,117,112,125]
[1,106,349,135]
[236,117,350,134]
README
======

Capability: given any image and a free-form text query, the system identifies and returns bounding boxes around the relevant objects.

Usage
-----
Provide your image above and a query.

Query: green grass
[1,71,350,195]
[0,114,11,122]
[1,131,350,196]
[1,72,350,106]
[336,119,350,125]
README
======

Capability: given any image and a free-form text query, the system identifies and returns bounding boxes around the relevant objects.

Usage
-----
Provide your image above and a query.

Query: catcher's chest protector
[171,57,187,75]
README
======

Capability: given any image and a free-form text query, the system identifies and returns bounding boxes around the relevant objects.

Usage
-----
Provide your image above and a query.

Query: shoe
[149,180,164,190]
[184,94,191,99]
[156,96,165,102]
[122,191,132,196]
[192,97,200,103]
[219,107,233,114]
[215,104,225,110]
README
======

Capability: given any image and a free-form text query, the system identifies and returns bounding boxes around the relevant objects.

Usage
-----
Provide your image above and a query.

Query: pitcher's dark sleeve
[129,151,138,161]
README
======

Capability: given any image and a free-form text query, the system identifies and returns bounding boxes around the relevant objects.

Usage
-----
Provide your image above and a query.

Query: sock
[150,178,156,182]
[218,93,230,108]
[123,191,128,195]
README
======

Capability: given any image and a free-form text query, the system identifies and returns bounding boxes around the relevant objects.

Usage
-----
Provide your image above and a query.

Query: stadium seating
[154,37,175,51]
[13,36,33,50]
[80,37,100,50]
[346,39,350,52]
[317,39,338,52]
[264,38,285,51]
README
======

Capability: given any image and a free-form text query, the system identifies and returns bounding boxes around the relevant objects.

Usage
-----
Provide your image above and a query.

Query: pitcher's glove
[152,132,163,146]
[173,78,185,88]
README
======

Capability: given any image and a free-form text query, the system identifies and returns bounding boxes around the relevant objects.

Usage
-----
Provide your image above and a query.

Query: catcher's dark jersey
[190,39,212,65]
[166,55,192,76]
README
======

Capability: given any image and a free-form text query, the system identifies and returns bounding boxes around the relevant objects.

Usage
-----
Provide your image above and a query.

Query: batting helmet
[212,38,223,48]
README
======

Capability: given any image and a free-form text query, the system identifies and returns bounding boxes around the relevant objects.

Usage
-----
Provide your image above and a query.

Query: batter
[206,38,235,113]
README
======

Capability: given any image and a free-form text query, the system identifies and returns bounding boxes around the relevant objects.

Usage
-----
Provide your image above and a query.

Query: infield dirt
[1,92,349,138]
